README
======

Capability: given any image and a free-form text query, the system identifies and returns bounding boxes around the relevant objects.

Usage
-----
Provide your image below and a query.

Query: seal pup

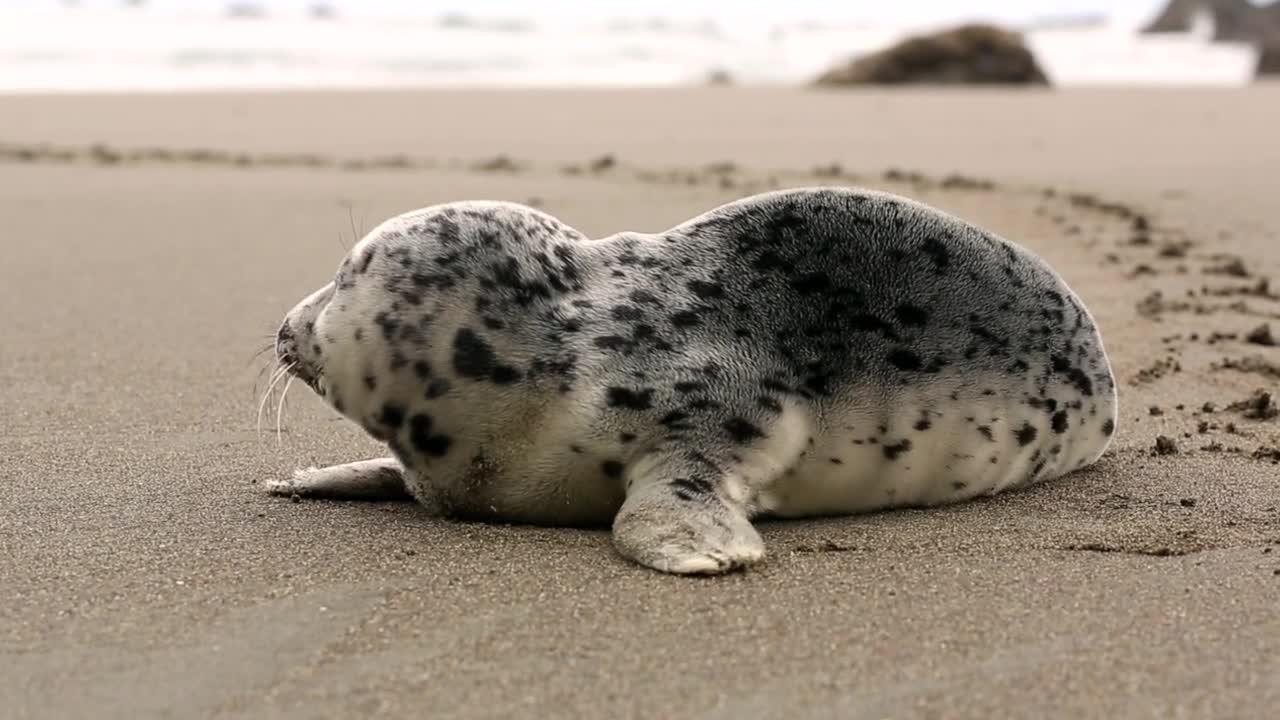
[267,187,1117,575]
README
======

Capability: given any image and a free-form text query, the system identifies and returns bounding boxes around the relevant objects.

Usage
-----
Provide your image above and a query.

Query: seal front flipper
[266,458,413,502]
[611,450,764,575]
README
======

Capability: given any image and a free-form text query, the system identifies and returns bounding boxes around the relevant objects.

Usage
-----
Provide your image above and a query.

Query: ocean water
[0,7,1260,92]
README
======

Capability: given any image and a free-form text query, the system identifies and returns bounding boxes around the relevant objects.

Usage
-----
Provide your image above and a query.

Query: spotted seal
[267,187,1118,575]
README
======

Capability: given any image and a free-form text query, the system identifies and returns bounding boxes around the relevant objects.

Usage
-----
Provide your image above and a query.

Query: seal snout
[275,319,320,390]
[275,322,296,361]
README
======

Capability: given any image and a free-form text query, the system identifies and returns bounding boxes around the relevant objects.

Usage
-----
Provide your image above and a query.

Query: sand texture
[1,87,1278,719]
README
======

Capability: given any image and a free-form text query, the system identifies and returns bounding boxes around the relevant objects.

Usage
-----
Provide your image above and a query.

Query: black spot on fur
[601,460,624,479]
[723,417,764,443]
[374,312,399,341]
[490,256,553,307]
[760,379,791,394]
[413,361,432,379]
[607,387,654,410]
[491,365,521,384]
[378,403,405,428]
[757,396,782,413]
[1102,418,1115,436]
[914,417,932,431]
[671,310,702,328]
[752,251,789,272]
[408,414,451,457]
[848,314,899,340]
[426,378,450,399]
[630,289,660,305]
[453,328,521,384]
[790,272,831,294]
[977,425,994,441]
[660,410,692,430]
[920,237,950,270]
[1051,354,1095,396]
[802,373,834,396]
[673,381,705,394]
[1014,423,1038,446]
[619,432,636,443]
[594,335,629,351]
[895,304,930,327]
[1051,411,1069,434]
[611,305,643,321]
[883,439,912,460]
[364,374,378,390]
[687,280,725,300]
[886,348,923,371]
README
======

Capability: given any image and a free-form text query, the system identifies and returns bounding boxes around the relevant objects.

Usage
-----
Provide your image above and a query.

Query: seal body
[271,187,1117,574]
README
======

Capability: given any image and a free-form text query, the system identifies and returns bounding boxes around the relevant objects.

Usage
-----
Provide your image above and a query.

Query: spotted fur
[269,187,1118,575]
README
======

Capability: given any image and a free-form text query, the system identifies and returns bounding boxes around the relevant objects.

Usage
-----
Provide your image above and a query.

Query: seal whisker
[251,362,272,402]
[275,375,295,446]
[343,202,364,250]
[256,363,292,435]
[246,343,278,387]
[255,365,282,434]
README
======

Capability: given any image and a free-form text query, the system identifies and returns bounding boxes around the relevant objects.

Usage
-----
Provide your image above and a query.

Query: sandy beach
[1,87,1278,719]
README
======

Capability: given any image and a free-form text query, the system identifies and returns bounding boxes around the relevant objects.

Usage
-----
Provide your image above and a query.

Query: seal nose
[276,322,296,362]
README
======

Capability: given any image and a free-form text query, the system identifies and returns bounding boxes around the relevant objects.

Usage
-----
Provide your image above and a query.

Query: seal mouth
[278,356,322,394]
[288,365,322,393]
[274,324,323,394]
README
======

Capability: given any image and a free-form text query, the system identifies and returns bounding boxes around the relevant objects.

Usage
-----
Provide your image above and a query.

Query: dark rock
[814,24,1049,86]
[589,154,617,173]
[705,68,733,86]
[1142,0,1280,76]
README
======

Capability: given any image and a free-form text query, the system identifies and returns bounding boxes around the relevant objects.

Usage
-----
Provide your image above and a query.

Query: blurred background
[2,0,1277,91]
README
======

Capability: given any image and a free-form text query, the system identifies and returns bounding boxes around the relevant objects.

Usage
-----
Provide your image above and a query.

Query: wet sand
[1,87,1278,719]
